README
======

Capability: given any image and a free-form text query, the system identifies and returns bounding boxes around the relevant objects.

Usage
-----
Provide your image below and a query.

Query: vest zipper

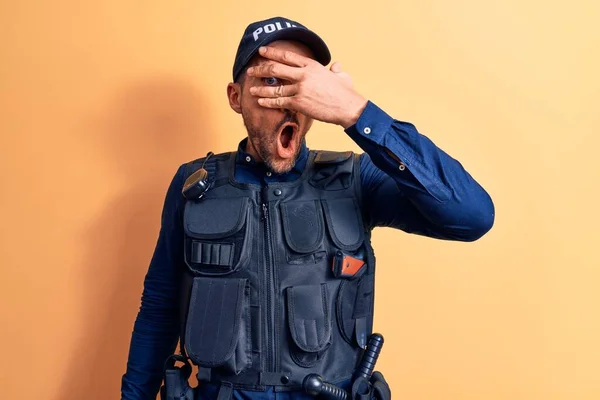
[261,201,276,372]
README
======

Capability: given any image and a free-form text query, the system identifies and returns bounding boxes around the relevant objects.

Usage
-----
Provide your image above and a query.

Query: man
[121,16,494,400]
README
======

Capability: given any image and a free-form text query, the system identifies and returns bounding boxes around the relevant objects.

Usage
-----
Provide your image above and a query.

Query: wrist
[340,94,368,129]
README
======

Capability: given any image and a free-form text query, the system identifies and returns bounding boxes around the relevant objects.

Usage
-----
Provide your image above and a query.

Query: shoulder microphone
[182,152,213,200]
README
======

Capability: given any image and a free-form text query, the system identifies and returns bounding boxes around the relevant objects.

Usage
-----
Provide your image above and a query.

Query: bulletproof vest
[178,150,377,392]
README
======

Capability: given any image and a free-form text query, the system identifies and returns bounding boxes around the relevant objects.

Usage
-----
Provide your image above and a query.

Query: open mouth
[277,122,299,159]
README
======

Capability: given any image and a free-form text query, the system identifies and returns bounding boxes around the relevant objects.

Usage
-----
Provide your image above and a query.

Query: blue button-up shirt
[121,101,495,399]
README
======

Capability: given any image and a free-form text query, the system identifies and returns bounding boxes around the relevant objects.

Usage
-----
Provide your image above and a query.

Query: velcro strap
[216,381,233,400]
[260,371,295,386]
[209,370,302,388]
[197,367,211,382]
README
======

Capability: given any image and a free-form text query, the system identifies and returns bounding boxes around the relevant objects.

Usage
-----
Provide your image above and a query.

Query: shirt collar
[235,137,309,177]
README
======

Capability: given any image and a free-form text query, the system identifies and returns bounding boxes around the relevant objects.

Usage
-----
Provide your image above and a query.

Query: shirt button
[274,189,282,196]
[399,162,406,171]
[363,127,371,135]
[245,156,251,162]
[266,171,272,177]
[280,375,290,384]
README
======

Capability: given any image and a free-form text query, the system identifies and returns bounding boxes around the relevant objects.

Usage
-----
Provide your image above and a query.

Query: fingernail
[258,98,265,105]
[259,46,266,54]
[247,67,254,74]
[249,87,256,94]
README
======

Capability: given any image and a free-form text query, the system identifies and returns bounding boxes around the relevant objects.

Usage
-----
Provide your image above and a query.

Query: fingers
[247,61,303,81]
[257,96,294,109]
[330,61,353,86]
[252,84,298,110]
[250,85,298,109]
[250,84,299,98]
[258,46,311,67]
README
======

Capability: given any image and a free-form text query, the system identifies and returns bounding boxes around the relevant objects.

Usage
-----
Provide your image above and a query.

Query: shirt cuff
[344,100,394,146]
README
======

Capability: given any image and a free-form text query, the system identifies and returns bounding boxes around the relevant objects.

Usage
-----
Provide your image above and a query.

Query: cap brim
[235,28,331,80]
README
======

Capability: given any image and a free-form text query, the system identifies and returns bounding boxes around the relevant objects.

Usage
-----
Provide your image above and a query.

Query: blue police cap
[232,16,331,82]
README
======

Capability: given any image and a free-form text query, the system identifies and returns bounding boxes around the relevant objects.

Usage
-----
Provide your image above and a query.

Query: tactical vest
[178,150,377,392]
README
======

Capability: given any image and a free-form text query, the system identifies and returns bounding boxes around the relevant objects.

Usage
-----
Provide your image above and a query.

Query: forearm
[121,297,180,399]
[350,101,495,240]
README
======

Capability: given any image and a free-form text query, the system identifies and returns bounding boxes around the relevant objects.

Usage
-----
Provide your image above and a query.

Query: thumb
[330,61,343,73]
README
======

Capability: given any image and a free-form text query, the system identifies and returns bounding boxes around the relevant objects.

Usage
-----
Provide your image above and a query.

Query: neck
[245,137,263,162]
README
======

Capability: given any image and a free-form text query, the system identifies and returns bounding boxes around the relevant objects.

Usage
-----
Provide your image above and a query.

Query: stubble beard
[242,112,303,175]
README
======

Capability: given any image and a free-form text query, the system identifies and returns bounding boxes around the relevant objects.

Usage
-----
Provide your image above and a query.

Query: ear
[227,82,243,114]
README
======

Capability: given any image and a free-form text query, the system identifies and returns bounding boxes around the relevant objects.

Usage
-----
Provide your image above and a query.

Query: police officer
[121,16,495,400]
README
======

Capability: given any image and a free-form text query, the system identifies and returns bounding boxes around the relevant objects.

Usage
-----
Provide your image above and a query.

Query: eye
[263,77,280,86]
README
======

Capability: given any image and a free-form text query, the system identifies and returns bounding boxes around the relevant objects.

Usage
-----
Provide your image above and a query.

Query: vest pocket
[184,277,251,375]
[336,274,374,348]
[321,198,364,252]
[183,197,252,275]
[285,283,332,367]
[280,200,325,264]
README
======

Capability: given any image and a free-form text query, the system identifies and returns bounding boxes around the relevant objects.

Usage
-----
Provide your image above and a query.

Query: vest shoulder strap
[182,151,234,191]
[183,151,231,178]
[309,150,356,190]
[313,150,353,164]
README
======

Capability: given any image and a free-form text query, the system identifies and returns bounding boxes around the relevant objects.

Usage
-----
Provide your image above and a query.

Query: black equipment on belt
[160,354,194,400]
[353,333,384,382]
[302,333,389,400]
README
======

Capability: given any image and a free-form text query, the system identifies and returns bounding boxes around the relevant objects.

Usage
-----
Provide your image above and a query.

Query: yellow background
[1,1,599,399]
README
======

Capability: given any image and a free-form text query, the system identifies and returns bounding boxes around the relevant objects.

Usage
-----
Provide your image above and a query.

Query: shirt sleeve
[346,101,495,241]
[121,165,187,400]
